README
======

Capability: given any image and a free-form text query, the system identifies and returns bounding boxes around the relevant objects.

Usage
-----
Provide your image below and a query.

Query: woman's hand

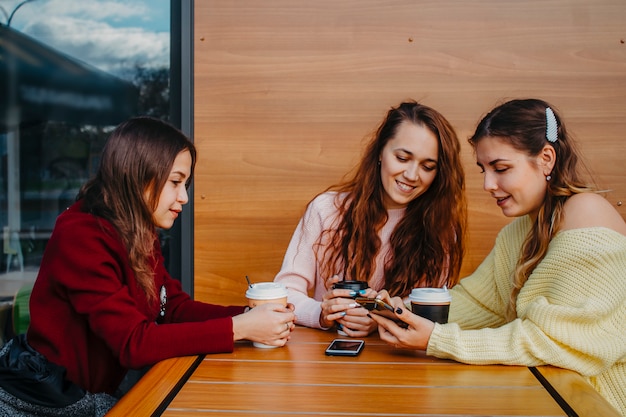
[335,305,378,337]
[319,275,377,336]
[369,291,435,350]
[232,303,296,347]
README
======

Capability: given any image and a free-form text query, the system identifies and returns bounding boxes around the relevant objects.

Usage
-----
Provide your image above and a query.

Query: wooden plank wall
[193,0,626,305]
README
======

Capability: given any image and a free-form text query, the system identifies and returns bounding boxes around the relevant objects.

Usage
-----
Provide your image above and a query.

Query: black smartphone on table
[324,339,365,356]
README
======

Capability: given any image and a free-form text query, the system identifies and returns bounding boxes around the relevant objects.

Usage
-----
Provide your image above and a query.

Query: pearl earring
[546,175,552,181]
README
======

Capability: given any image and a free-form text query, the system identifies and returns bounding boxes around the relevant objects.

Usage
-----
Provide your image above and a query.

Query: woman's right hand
[318,275,375,330]
[232,303,296,347]
[369,291,435,351]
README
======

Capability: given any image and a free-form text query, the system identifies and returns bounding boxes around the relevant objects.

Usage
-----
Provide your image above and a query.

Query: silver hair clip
[545,107,558,143]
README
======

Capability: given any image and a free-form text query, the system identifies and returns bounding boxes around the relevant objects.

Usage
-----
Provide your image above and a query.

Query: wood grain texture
[105,355,203,417]
[532,365,622,417]
[162,327,566,416]
[193,0,626,305]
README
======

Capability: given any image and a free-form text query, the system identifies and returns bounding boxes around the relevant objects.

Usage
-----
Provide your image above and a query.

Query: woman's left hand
[335,302,378,337]
[369,291,435,350]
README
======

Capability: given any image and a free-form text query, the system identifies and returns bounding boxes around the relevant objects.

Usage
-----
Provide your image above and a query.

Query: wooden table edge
[105,354,204,417]
[530,365,621,417]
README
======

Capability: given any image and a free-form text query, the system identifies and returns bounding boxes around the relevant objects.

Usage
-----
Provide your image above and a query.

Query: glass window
[0,0,174,301]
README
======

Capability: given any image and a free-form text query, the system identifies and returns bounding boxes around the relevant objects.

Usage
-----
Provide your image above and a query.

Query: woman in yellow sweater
[371,98,626,415]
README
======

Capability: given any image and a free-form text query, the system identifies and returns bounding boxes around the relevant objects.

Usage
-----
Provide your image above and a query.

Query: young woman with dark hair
[274,100,467,336]
[372,99,626,415]
[0,117,295,416]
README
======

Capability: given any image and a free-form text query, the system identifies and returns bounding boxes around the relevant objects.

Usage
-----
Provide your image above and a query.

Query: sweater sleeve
[446,217,527,329]
[45,214,241,368]
[428,227,626,378]
[447,249,507,329]
[274,193,337,329]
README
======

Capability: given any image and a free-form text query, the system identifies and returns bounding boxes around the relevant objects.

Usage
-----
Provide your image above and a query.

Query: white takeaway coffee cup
[245,282,289,348]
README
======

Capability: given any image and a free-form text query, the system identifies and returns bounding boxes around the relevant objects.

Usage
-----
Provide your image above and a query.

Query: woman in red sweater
[0,117,295,416]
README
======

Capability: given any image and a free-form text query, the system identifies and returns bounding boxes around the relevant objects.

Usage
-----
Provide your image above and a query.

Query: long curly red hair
[315,101,467,297]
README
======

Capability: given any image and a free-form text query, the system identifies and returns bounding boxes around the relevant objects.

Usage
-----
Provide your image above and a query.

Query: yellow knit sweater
[427,216,626,415]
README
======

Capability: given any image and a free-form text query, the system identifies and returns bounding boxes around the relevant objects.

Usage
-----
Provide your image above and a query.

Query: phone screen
[325,339,365,356]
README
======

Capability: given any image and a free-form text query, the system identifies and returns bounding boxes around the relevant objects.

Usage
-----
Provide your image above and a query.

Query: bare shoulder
[560,193,626,235]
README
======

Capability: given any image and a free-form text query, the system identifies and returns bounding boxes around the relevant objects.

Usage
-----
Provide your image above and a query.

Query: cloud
[6,0,169,76]
[39,0,151,22]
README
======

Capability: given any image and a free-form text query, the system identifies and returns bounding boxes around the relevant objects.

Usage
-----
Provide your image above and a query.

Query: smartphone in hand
[356,297,409,329]
[354,297,394,312]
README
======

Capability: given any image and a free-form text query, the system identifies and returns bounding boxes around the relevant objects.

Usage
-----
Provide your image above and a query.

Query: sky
[0,0,170,77]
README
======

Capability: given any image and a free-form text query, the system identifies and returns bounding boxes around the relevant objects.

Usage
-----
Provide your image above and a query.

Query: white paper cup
[245,282,288,348]
[408,287,451,324]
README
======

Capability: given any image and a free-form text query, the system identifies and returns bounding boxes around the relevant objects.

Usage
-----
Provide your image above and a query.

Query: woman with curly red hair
[274,100,466,336]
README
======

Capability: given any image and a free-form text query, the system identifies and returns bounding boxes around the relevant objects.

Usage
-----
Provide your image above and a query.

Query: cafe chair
[12,283,33,336]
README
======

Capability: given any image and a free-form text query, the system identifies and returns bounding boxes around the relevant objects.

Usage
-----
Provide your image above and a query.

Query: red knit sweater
[27,201,245,394]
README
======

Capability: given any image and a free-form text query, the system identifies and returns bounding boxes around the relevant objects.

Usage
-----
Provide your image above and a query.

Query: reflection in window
[0,0,171,303]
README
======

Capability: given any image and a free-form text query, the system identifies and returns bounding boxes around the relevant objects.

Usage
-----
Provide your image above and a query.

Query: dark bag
[0,334,85,407]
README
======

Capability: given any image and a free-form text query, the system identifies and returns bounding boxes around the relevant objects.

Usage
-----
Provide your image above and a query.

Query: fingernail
[337,323,343,330]
[396,307,403,314]
[340,311,347,316]
[349,303,358,308]
[349,290,357,296]
[359,289,367,295]
[366,313,372,319]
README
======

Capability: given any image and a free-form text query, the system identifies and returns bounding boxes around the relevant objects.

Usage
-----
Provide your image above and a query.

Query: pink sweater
[274,192,404,328]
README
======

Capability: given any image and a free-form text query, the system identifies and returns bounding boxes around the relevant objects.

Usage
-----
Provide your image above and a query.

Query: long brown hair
[78,117,196,304]
[316,101,466,297]
[469,99,594,320]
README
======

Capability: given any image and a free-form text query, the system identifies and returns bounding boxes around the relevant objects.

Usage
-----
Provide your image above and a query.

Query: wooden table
[107,327,620,417]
